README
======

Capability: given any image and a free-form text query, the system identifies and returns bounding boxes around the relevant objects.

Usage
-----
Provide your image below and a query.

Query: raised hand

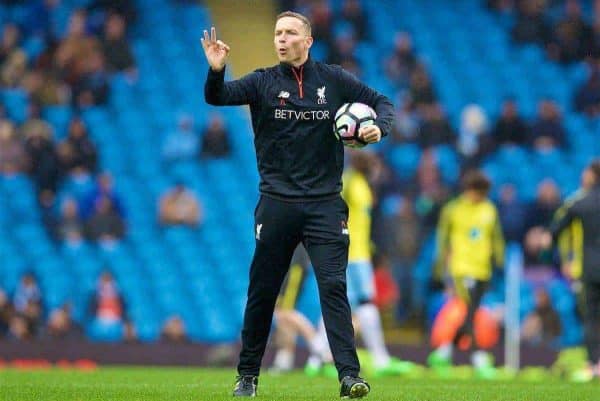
[200,26,230,72]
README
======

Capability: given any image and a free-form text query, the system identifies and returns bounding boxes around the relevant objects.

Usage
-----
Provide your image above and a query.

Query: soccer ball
[334,103,377,148]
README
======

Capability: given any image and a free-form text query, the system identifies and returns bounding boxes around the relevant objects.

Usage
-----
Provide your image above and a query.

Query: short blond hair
[276,11,312,36]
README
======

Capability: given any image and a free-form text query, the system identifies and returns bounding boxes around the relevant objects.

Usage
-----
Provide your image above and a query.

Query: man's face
[465,189,487,203]
[274,17,313,65]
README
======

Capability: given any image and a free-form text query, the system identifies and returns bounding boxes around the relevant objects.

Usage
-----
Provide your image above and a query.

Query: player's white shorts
[346,260,374,308]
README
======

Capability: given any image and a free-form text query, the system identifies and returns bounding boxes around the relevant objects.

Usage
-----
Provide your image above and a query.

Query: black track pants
[237,195,359,380]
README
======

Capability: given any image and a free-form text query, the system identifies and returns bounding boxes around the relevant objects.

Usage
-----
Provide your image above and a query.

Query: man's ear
[306,36,314,49]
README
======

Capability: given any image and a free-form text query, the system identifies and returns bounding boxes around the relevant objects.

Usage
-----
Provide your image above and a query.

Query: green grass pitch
[1,367,599,400]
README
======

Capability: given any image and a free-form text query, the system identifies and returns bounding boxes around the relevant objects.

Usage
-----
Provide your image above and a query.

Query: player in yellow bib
[306,151,412,377]
[428,170,504,378]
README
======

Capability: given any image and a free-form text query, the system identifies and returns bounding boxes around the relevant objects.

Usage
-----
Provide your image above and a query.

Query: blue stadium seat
[87,320,124,342]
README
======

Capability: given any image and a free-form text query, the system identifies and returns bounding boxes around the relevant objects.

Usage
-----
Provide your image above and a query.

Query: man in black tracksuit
[543,160,600,381]
[201,11,394,398]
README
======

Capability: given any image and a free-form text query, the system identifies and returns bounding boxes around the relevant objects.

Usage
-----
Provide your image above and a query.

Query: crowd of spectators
[0,270,189,342]
[0,0,223,342]
[488,0,600,118]
[0,2,137,249]
[1,0,594,345]
[0,1,230,247]
[487,0,596,64]
[0,273,80,341]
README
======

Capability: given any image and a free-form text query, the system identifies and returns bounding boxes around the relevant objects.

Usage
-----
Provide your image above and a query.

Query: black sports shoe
[233,375,258,397]
[340,376,370,399]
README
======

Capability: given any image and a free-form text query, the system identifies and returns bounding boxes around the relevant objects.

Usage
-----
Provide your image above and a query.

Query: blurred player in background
[428,170,504,379]
[270,245,330,373]
[542,160,600,382]
[202,9,394,398]
[306,151,413,378]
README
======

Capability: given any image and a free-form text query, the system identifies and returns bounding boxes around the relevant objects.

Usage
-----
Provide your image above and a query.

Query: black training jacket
[550,185,600,282]
[204,57,395,201]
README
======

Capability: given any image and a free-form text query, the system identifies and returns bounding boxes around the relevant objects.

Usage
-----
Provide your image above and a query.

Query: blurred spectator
[417,103,455,148]
[339,0,368,41]
[385,32,417,89]
[57,117,98,176]
[85,196,126,242]
[528,100,567,150]
[159,183,203,227]
[102,13,136,76]
[200,114,231,159]
[56,198,85,244]
[81,172,125,219]
[0,23,21,64]
[547,0,592,64]
[0,288,13,337]
[45,305,83,340]
[383,196,423,265]
[23,120,60,194]
[511,0,550,44]
[408,66,436,109]
[160,315,190,343]
[8,315,32,341]
[368,155,398,226]
[89,271,128,331]
[523,179,562,267]
[13,273,43,337]
[457,104,494,168]
[162,114,199,163]
[574,66,600,117]
[54,10,101,86]
[381,196,422,319]
[39,189,58,236]
[326,32,358,67]
[20,102,53,141]
[73,50,109,108]
[372,255,400,312]
[87,0,137,25]
[492,98,529,146]
[1,23,27,88]
[22,68,71,107]
[309,2,334,46]
[408,150,449,233]
[391,101,419,143]
[0,121,27,175]
[526,178,561,229]
[521,287,561,345]
[497,183,529,243]
[524,226,556,267]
